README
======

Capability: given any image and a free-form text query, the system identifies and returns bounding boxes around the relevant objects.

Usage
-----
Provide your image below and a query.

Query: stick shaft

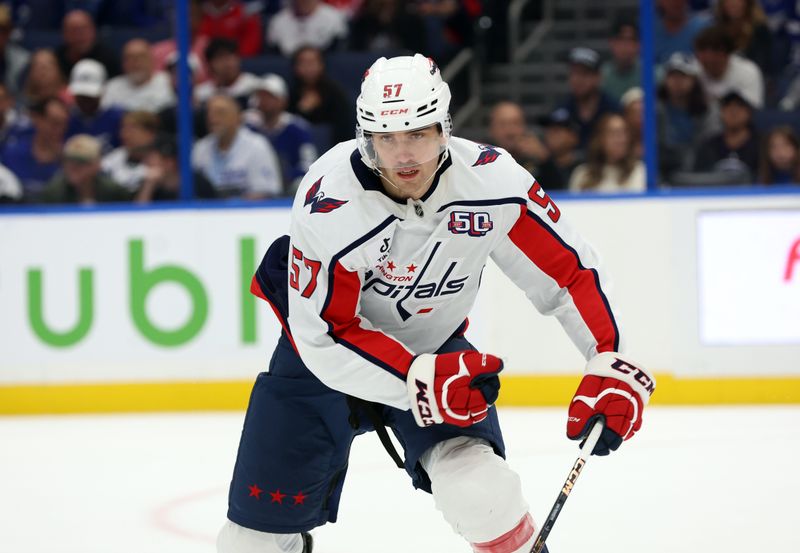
[529,422,603,553]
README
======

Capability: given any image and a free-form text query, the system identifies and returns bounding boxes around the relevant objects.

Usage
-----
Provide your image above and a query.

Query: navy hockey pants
[225,332,507,534]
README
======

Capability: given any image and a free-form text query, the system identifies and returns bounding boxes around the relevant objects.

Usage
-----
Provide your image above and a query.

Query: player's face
[372,124,444,200]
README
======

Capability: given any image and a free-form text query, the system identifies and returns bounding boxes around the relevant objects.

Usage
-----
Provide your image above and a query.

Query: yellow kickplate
[1,373,799,415]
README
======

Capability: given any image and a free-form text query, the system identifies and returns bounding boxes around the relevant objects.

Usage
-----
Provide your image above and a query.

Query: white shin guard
[421,436,535,553]
[216,520,304,553]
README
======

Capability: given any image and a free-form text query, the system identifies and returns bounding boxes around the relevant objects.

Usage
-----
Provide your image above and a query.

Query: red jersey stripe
[508,207,620,353]
[250,275,299,354]
[321,262,414,378]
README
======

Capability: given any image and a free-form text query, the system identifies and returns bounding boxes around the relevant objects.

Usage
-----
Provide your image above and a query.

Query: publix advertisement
[3,199,800,392]
[0,208,292,384]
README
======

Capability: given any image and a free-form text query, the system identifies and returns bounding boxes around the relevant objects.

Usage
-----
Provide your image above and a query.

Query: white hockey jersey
[271,137,622,410]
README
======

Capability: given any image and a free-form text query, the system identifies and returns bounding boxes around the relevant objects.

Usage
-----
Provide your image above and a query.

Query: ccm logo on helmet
[380,108,409,116]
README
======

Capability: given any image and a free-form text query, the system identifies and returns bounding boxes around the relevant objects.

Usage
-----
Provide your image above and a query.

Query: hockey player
[217,54,655,553]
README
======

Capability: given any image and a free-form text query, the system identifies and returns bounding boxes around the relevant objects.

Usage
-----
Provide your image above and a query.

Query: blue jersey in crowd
[763,0,800,65]
[1,136,60,199]
[0,111,33,151]
[654,12,712,64]
[66,106,124,153]
[560,92,620,149]
[252,113,318,188]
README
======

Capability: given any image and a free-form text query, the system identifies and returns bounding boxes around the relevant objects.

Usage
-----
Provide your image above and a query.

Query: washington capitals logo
[362,242,469,322]
[304,177,348,214]
[472,144,501,167]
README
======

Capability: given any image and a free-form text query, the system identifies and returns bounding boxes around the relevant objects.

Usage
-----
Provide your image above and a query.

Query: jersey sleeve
[490,167,623,360]
[281,216,416,409]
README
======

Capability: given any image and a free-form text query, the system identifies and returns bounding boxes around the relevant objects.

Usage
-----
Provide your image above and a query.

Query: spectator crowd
[0,0,485,204]
[484,0,800,192]
[0,0,798,205]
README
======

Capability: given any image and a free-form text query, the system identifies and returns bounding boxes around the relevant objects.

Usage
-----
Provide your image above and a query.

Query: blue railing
[2,185,799,218]
[175,0,194,201]
[640,0,658,192]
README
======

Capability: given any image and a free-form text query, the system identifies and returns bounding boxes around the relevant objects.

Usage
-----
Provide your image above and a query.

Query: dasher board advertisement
[697,209,800,346]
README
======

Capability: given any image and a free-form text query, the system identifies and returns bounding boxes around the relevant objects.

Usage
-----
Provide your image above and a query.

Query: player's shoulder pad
[449,136,533,198]
[291,141,394,256]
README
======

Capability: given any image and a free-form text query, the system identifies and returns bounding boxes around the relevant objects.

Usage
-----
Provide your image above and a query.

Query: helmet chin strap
[372,150,450,200]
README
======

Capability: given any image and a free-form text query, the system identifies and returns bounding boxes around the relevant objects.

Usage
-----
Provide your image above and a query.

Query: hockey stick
[529,421,604,553]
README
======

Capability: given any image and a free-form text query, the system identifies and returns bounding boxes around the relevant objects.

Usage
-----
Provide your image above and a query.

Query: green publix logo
[27,237,262,348]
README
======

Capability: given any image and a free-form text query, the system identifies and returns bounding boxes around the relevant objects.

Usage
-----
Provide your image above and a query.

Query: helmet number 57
[383,83,403,98]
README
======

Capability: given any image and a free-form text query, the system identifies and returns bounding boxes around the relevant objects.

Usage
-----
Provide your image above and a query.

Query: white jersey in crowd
[192,125,281,197]
[266,3,347,57]
[568,160,646,193]
[101,71,175,113]
[282,137,624,410]
[0,162,21,200]
[698,53,764,109]
[101,147,149,192]
[194,72,261,105]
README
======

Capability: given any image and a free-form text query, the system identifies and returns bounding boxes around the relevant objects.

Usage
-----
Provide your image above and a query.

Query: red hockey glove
[567,352,655,456]
[407,351,503,428]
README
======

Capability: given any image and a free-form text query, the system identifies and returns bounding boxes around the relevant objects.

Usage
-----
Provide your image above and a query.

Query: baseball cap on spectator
[63,134,102,162]
[663,52,699,76]
[537,107,579,133]
[719,89,754,110]
[255,74,288,100]
[568,47,600,71]
[621,87,644,108]
[69,59,107,98]
[165,50,201,74]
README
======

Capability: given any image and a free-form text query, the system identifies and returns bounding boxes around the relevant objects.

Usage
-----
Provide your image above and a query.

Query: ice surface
[1,406,798,553]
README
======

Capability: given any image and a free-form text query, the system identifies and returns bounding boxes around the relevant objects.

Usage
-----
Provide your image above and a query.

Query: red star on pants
[270,489,286,504]
[406,263,417,272]
[248,484,263,499]
[386,261,396,271]
[293,491,307,505]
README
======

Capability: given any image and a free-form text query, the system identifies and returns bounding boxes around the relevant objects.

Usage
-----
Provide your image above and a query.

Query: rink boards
[1,193,799,413]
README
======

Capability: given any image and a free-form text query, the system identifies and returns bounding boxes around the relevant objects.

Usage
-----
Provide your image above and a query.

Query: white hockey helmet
[356,54,452,170]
